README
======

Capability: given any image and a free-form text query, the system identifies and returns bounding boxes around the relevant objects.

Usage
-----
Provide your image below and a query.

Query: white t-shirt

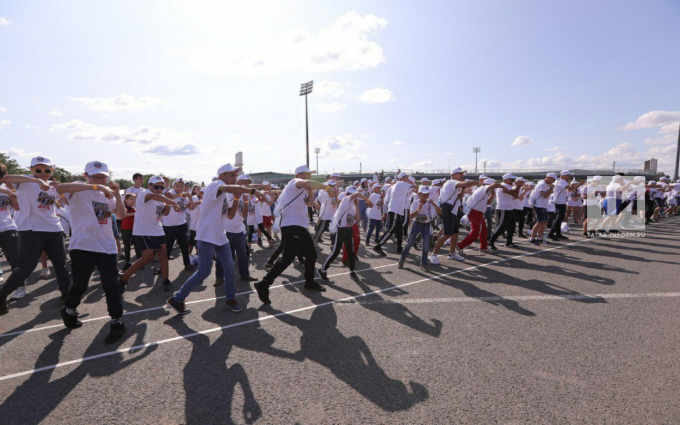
[14,179,63,232]
[531,180,552,209]
[429,186,441,204]
[196,179,231,246]
[277,179,310,228]
[223,195,246,234]
[161,189,188,227]
[409,197,437,223]
[317,190,338,221]
[439,179,461,207]
[260,194,273,217]
[132,189,166,237]
[188,195,201,231]
[387,181,412,215]
[245,195,262,226]
[125,186,144,196]
[367,192,383,220]
[495,183,515,211]
[553,179,569,205]
[466,185,493,213]
[68,189,118,254]
[331,196,357,229]
[547,194,556,212]
[0,184,17,232]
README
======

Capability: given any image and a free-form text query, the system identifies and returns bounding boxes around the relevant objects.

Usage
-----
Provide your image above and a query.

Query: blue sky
[1,0,679,182]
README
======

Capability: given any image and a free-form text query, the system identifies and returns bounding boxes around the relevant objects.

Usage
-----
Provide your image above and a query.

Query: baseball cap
[84,160,109,176]
[295,165,311,175]
[31,156,53,168]
[217,163,241,175]
[420,177,430,182]
[325,180,337,186]
[408,176,416,184]
[516,176,525,182]
[560,170,572,176]
[148,175,164,185]
[484,178,496,185]
[237,174,251,182]
[346,186,357,195]
[479,174,488,180]
[418,185,430,194]
[546,172,558,179]
[397,172,407,179]
[502,173,516,180]
[262,180,270,185]
[451,167,464,174]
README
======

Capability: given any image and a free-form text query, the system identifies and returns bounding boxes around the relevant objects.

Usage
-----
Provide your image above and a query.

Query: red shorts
[263,216,273,227]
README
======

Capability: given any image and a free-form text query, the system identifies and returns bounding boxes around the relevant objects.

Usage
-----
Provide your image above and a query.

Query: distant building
[643,158,658,174]
[235,152,243,169]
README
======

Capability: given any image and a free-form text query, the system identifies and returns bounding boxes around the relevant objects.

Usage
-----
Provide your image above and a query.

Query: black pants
[248,223,272,244]
[120,229,140,262]
[322,227,355,271]
[490,210,515,245]
[366,219,382,244]
[515,209,527,235]
[522,207,534,231]
[0,230,20,271]
[377,212,404,249]
[65,250,123,319]
[0,230,71,301]
[549,204,567,237]
[313,220,331,243]
[164,224,190,267]
[263,226,316,285]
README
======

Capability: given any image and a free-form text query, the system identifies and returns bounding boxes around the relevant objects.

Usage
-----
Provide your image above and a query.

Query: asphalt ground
[0,217,679,424]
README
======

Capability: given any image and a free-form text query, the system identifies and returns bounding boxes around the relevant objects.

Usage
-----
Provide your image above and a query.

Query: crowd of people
[1,156,679,343]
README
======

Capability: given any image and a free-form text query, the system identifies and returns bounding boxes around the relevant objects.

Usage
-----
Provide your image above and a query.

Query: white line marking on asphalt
[0,239,598,382]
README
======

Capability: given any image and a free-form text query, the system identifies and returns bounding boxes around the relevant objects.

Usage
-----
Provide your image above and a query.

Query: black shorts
[534,207,548,223]
[655,198,666,209]
[189,230,196,246]
[133,235,166,251]
[441,203,460,235]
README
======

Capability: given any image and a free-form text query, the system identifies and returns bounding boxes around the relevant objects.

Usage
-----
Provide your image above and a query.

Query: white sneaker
[443,240,451,247]
[428,255,440,265]
[449,251,464,261]
[9,286,26,300]
[40,268,50,280]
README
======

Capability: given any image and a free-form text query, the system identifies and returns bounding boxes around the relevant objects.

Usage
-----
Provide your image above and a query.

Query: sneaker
[105,321,126,344]
[318,268,328,281]
[558,235,570,240]
[254,281,271,305]
[241,275,257,282]
[0,299,8,315]
[449,251,464,261]
[214,277,224,287]
[506,243,518,248]
[489,244,498,251]
[123,262,131,270]
[162,279,172,292]
[303,282,326,292]
[8,286,26,301]
[398,256,405,269]
[428,255,440,265]
[152,266,161,275]
[167,297,186,314]
[225,298,242,313]
[372,245,386,256]
[60,307,83,329]
[40,268,50,280]
[350,271,359,279]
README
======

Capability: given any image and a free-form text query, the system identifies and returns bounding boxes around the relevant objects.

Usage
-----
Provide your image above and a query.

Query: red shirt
[121,207,135,230]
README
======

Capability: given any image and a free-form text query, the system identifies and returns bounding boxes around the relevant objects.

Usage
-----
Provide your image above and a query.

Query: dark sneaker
[318,268,328,281]
[489,244,498,251]
[123,262,131,270]
[162,279,172,292]
[372,245,386,256]
[0,299,8,315]
[61,307,83,329]
[254,281,271,305]
[506,243,518,248]
[214,277,224,287]
[225,298,242,313]
[152,266,161,275]
[559,235,570,240]
[167,297,186,314]
[241,275,257,282]
[349,271,359,280]
[105,321,126,344]
[304,282,326,292]
[398,257,405,269]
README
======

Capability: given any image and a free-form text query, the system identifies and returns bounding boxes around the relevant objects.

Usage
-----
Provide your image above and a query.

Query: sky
[1,0,679,183]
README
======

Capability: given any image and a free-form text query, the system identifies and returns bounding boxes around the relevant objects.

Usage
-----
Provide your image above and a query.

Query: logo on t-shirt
[346,214,355,225]
[0,195,9,211]
[37,191,56,209]
[155,205,165,221]
[92,201,111,224]
[176,197,186,212]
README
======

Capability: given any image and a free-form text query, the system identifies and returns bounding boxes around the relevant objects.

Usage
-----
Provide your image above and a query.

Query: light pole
[473,147,480,174]
[314,147,320,174]
[674,122,680,180]
[299,80,314,167]
[483,160,487,174]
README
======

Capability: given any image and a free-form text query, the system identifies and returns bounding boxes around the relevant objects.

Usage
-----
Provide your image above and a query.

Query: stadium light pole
[674,122,680,180]
[473,147,480,174]
[299,81,314,167]
[314,147,320,174]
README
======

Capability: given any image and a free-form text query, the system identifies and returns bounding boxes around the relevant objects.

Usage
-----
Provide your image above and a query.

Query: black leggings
[120,229,140,262]
[0,230,71,301]
[262,226,316,285]
[65,250,122,319]
[248,223,272,244]
[0,230,20,271]
[490,210,515,245]
[322,227,355,271]
[164,223,190,267]
[377,212,404,249]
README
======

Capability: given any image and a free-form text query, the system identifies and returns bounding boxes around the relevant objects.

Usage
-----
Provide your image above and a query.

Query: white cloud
[50,119,200,156]
[186,11,387,76]
[315,134,364,160]
[512,136,532,146]
[544,146,560,152]
[49,109,63,117]
[359,88,393,104]
[7,147,39,158]
[315,102,346,113]
[0,119,11,129]
[0,17,10,27]
[393,140,405,146]
[622,110,680,131]
[410,160,433,170]
[0,106,7,113]
[316,81,345,99]
[69,94,163,112]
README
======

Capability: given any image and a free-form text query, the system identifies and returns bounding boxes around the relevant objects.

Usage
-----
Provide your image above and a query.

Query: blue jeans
[358,200,368,231]
[174,240,235,302]
[366,218,382,244]
[400,222,431,265]
[227,232,249,278]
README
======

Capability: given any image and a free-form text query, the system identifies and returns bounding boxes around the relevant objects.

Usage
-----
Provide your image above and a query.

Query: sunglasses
[152,185,165,191]
[34,168,52,175]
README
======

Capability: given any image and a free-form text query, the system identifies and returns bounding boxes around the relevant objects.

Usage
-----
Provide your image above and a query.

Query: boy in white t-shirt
[399,186,441,269]
[56,161,127,343]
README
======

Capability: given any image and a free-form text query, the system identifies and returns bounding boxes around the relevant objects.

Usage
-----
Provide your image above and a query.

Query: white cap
[660,176,669,181]
[591,175,602,181]
[397,171,407,179]
[217,163,241,175]
[30,156,53,168]
[516,176,525,182]
[262,180,270,185]
[237,174,251,182]
[346,186,357,195]
[331,173,340,178]
[148,175,164,185]
[546,172,558,179]
[360,178,367,183]
[560,170,572,176]
[451,167,464,174]
[649,180,656,184]
[479,174,488,180]
[295,164,311,175]
[408,176,416,184]
[84,160,109,176]
[484,178,496,185]
[420,177,430,182]
[418,185,430,194]
[502,173,516,180]
[371,183,381,189]
[325,180,337,186]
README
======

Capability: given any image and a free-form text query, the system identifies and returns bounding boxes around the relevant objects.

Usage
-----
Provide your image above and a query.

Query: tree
[0,152,28,175]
